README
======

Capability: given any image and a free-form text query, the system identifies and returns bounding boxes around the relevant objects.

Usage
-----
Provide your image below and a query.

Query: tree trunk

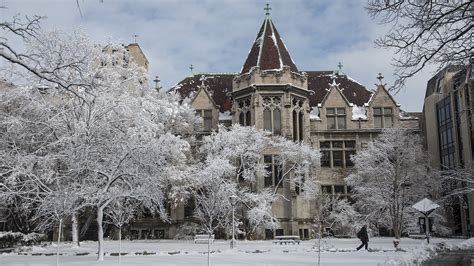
[56,218,62,266]
[97,207,105,261]
[207,232,211,266]
[317,222,321,266]
[71,214,79,247]
[118,227,122,266]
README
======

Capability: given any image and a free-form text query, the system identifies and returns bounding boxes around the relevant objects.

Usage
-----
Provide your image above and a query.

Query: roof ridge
[256,17,268,68]
[268,19,283,69]
[193,72,238,76]
[240,16,298,74]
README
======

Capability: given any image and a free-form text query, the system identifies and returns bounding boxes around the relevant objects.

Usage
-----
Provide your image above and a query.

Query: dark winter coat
[357,226,369,242]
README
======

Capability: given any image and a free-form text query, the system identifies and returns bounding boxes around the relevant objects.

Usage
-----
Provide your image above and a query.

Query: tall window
[237,98,251,126]
[320,140,356,168]
[196,109,213,131]
[326,108,346,129]
[292,98,304,141]
[437,97,455,169]
[373,107,393,128]
[262,96,282,135]
[264,155,282,188]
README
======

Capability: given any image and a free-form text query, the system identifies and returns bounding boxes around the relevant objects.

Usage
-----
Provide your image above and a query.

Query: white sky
[1,0,439,111]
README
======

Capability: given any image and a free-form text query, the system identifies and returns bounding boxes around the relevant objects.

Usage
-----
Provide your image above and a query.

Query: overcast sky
[1,0,438,111]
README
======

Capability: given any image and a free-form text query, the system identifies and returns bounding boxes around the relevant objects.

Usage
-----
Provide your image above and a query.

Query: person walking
[356,225,369,251]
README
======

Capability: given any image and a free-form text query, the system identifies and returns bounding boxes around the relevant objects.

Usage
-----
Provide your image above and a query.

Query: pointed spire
[240,7,298,74]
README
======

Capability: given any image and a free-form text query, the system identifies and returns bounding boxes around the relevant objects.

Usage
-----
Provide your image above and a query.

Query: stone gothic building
[126,13,419,240]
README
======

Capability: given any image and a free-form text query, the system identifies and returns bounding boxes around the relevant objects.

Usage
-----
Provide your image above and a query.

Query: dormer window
[327,108,346,129]
[373,107,393,128]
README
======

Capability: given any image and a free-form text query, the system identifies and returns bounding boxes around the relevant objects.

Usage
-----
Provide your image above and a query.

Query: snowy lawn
[0,237,468,266]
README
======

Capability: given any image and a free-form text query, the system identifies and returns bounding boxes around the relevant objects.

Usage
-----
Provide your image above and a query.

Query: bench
[194,234,215,244]
[272,235,301,245]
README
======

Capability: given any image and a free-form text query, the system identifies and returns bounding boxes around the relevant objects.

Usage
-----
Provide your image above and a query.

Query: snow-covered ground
[0,237,470,266]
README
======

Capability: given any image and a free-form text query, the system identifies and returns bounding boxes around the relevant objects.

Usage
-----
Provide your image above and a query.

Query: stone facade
[133,15,420,240]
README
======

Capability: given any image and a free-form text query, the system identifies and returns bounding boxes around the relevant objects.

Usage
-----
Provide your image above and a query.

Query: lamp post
[230,195,237,249]
[413,198,440,244]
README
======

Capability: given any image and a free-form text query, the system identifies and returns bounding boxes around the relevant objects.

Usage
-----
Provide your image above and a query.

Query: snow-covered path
[0,237,468,266]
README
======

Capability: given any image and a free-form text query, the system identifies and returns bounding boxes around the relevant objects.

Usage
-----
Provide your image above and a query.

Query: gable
[320,85,351,108]
[169,74,234,112]
[192,86,218,109]
[306,71,372,107]
[368,85,399,107]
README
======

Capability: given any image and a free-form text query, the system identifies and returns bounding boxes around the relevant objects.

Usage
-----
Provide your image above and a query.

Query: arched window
[292,98,305,141]
[237,98,251,126]
[262,96,282,135]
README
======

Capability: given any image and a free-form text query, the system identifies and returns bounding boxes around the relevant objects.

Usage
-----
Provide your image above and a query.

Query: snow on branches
[0,28,197,261]
[346,128,442,238]
[192,125,320,239]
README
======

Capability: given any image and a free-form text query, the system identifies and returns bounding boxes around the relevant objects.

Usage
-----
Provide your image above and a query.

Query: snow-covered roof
[399,110,419,120]
[169,74,234,113]
[306,72,373,107]
[412,198,440,214]
[240,17,298,74]
[170,72,374,112]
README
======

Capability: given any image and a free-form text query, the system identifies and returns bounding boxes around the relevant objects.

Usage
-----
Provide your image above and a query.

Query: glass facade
[437,96,455,169]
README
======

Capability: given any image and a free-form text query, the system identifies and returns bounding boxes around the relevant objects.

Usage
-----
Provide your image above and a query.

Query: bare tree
[367,0,473,91]
[442,163,474,196]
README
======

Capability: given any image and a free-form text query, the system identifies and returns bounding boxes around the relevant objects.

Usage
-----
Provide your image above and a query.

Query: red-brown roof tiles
[306,71,373,106]
[170,72,373,112]
[169,74,234,113]
[241,18,298,74]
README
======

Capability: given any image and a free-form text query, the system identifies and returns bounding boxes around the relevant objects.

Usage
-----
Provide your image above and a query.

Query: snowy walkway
[0,237,468,266]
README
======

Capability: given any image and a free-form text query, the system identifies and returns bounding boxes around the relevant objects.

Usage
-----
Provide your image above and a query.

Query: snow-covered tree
[346,128,441,239]
[312,194,360,266]
[0,28,198,262]
[272,136,321,198]
[195,125,320,239]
